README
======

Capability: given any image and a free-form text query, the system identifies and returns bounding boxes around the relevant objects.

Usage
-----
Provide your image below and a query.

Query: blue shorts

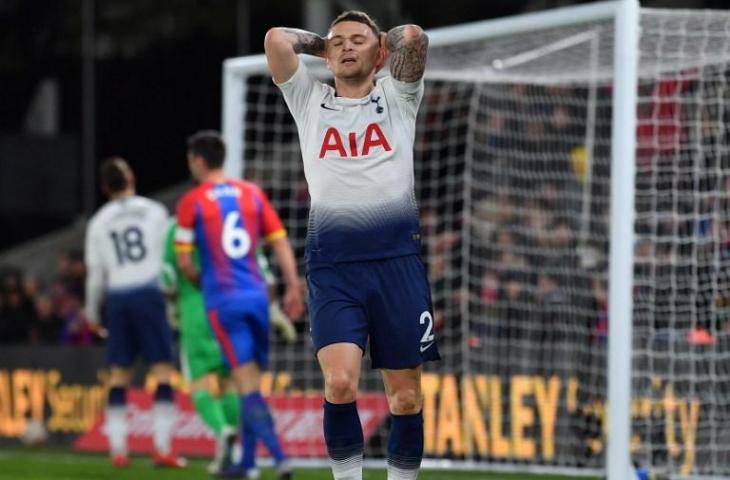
[307,254,440,369]
[105,285,174,367]
[206,292,270,370]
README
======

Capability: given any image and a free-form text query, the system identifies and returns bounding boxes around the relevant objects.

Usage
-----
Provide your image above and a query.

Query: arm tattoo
[386,25,428,82]
[283,28,326,56]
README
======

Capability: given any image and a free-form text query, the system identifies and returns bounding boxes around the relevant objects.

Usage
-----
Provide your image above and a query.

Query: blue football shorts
[307,253,440,369]
[206,292,270,370]
[105,285,174,367]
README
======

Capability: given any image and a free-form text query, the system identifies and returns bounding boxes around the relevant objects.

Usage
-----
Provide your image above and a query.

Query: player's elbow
[401,24,427,45]
[264,27,287,54]
[404,24,424,38]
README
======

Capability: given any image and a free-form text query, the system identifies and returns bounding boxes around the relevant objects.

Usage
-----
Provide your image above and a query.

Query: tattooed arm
[264,28,326,83]
[385,25,428,83]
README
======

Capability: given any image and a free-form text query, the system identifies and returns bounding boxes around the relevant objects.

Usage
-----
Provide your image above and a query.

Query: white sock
[247,468,261,479]
[331,453,363,480]
[387,464,419,480]
[106,405,127,456]
[153,402,176,455]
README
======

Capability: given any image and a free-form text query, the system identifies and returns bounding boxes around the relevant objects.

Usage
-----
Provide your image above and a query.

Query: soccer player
[84,158,184,468]
[162,219,298,476]
[265,10,439,480]
[161,218,240,475]
[175,131,304,479]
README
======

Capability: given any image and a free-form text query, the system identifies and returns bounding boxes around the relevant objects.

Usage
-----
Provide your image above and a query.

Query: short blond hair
[330,10,380,37]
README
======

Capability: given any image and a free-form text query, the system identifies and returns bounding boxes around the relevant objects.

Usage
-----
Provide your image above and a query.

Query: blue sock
[154,383,174,402]
[240,392,286,464]
[108,386,126,406]
[387,411,424,476]
[241,420,256,470]
[323,400,363,477]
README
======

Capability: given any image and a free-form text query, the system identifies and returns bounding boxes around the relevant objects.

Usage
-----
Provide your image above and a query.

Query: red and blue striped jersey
[174,179,285,307]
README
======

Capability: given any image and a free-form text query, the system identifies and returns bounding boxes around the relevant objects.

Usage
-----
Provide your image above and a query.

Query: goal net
[223,3,730,477]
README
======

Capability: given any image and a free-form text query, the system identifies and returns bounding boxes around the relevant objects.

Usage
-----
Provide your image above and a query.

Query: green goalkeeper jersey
[162,220,207,336]
[162,220,219,380]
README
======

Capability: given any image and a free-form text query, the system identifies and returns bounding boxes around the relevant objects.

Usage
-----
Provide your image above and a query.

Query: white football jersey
[84,195,168,323]
[276,61,424,263]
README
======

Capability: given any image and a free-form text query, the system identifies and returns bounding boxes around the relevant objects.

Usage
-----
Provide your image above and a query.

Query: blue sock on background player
[386,411,424,480]
[107,386,128,457]
[240,391,286,464]
[323,400,364,480]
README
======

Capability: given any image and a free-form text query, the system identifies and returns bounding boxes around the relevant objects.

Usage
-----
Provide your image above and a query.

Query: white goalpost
[221,1,730,478]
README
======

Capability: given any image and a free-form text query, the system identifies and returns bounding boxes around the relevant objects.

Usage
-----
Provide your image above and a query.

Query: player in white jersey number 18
[84,158,184,469]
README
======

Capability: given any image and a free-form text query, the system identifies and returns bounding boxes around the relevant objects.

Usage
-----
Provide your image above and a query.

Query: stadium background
[1,0,729,479]
[0,0,724,251]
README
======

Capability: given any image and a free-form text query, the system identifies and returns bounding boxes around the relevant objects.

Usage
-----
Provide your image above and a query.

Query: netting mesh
[230,8,730,476]
[630,11,730,477]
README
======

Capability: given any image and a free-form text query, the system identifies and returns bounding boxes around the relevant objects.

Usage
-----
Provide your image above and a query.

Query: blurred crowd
[412,80,612,370]
[413,71,730,376]
[0,250,97,345]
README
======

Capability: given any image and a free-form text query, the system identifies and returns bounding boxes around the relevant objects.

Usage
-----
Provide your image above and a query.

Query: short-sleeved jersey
[85,195,169,292]
[174,179,285,308]
[162,218,276,326]
[275,62,425,263]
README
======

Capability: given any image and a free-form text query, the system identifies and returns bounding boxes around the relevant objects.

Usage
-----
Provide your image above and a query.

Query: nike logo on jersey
[320,103,338,111]
[420,342,434,353]
[319,123,392,159]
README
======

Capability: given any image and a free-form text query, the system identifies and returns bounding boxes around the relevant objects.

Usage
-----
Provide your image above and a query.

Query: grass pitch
[0,447,599,479]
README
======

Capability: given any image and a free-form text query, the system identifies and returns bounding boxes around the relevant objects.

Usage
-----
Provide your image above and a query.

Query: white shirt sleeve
[274,60,320,126]
[384,76,424,120]
[83,220,105,325]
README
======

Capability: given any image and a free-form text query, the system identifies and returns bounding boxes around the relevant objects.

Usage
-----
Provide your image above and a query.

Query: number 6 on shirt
[222,212,251,259]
